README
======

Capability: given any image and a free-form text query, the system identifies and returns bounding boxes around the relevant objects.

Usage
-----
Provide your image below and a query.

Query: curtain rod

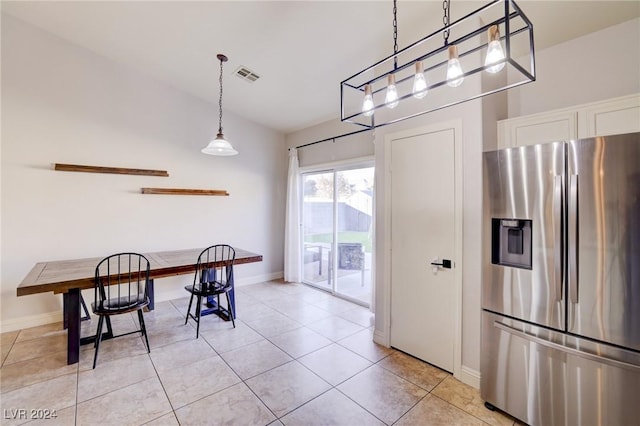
[289,128,372,151]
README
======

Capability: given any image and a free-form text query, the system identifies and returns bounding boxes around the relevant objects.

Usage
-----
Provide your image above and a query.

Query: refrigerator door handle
[554,175,563,302]
[494,321,640,372]
[569,174,579,304]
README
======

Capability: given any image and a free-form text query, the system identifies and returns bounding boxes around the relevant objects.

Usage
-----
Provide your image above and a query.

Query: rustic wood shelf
[54,163,169,177]
[141,188,229,196]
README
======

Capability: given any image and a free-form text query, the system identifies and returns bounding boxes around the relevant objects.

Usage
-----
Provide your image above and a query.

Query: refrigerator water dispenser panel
[491,219,532,269]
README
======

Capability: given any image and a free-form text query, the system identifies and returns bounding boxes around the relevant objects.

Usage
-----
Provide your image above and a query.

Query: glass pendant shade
[362,84,375,117]
[202,132,238,156]
[446,45,464,87]
[385,74,400,108]
[485,25,506,73]
[412,61,428,99]
[202,53,238,156]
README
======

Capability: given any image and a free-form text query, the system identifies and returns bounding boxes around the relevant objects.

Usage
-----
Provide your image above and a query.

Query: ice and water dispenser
[491,219,532,269]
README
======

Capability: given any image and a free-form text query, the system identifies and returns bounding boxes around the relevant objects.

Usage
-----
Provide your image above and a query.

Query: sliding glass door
[301,164,374,306]
[302,171,333,291]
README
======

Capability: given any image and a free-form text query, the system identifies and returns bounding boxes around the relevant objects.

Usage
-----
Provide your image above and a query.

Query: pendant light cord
[442,0,451,45]
[218,57,224,134]
[392,0,398,69]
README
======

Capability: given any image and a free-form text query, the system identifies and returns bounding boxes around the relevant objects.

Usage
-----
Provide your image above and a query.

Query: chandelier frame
[340,0,535,129]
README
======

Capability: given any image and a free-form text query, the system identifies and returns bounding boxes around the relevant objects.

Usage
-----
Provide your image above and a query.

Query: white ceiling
[2,1,639,134]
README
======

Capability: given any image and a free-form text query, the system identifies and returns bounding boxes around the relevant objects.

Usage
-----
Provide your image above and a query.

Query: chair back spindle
[95,253,149,312]
[91,252,151,368]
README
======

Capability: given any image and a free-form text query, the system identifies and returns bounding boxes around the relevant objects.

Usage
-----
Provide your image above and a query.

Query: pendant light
[412,62,428,99]
[385,74,399,108]
[444,2,463,88]
[484,25,506,73]
[340,0,536,129]
[384,0,400,110]
[446,45,464,87]
[362,84,375,116]
[202,53,238,156]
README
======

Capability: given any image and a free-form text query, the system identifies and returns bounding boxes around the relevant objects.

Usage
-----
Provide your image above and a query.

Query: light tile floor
[0,280,519,425]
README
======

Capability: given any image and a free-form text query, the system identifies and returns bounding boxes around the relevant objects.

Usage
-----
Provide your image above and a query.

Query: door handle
[568,174,579,304]
[494,321,640,372]
[553,175,563,302]
[430,259,452,268]
[430,258,452,274]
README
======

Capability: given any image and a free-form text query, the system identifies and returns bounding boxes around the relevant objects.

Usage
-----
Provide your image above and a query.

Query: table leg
[65,289,81,365]
[63,292,91,328]
[80,295,91,320]
[63,292,69,329]
[202,266,236,321]
[228,266,236,318]
[147,279,155,311]
[204,268,218,314]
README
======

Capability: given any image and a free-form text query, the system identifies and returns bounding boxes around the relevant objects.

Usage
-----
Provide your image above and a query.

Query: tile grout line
[194,285,390,424]
[145,342,179,424]
[428,392,496,425]
[3,281,508,426]
[194,290,380,424]
[178,306,281,423]
[332,385,392,425]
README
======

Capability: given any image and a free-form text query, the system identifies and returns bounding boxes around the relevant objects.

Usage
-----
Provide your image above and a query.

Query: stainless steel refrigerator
[481,133,640,425]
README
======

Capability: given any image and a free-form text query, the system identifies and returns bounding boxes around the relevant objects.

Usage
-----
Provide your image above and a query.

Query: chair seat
[92,296,149,315]
[184,281,230,297]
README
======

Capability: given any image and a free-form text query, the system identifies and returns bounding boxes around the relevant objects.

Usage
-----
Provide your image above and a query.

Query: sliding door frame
[299,156,375,307]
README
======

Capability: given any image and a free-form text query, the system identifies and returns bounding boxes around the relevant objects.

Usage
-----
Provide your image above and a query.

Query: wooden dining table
[17,247,262,365]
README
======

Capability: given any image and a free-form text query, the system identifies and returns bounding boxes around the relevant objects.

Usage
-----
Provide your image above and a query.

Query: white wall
[508,17,640,117]
[285,119,374,167]
[1,14,287,331]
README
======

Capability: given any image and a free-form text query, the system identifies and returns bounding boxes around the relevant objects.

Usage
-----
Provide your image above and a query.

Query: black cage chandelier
[340,0,535,129]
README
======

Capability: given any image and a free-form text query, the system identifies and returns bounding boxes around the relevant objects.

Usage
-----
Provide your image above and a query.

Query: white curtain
[284,149,301,282]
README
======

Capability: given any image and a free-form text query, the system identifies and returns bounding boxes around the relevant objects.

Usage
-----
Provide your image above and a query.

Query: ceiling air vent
[234,66,260,83]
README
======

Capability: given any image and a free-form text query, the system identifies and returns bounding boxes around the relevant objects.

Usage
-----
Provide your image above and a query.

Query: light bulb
[362,84,374,117]
[446,45,464,88]
[412,62,428,99]
[485,25,505,73]
[385,74,399,109]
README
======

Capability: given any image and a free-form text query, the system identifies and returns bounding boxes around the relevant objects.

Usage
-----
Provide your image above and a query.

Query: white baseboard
[0,271,286,333]
[373,328,390,347]
[154,288,190,303]
[371,327,481,390]
[152,271,284,302]
[0,310,63,333]
[234,271,284,287]
[459,365,481,389]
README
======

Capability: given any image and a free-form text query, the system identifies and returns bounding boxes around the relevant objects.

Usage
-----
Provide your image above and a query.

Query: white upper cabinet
[577,95,640,138]
[497,94,640,148]
[497,109,577,148]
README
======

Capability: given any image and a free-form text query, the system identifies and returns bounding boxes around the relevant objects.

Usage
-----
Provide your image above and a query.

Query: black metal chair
[184,245,236,338]
[92,253,151,369]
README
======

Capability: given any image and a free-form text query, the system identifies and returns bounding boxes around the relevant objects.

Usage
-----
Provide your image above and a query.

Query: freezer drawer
[481,311,640,426]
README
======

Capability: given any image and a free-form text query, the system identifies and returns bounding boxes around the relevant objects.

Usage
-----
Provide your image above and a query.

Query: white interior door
[389,127,458,372]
